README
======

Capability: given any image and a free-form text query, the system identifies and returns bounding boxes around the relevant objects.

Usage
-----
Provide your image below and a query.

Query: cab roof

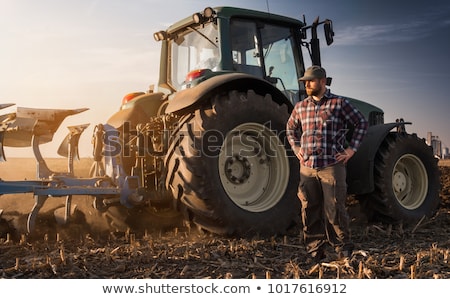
[165,6,305,34]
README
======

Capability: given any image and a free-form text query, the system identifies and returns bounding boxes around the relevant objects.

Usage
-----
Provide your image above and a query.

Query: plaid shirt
[286,89,368,169]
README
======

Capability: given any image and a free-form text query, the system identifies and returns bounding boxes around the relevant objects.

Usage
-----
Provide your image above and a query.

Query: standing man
[286,65,368,261]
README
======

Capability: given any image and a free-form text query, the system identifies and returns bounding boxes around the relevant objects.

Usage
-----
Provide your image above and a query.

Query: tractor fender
[107,92,166,129]
[165,73,293,114]
[346,121,411,195]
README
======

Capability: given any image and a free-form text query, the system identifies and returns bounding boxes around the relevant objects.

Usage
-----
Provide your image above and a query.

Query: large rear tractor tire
[358,132,440,224]
[165,90,300,236]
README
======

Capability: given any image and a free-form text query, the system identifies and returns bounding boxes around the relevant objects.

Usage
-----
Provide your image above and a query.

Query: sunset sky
[1,0,449,158]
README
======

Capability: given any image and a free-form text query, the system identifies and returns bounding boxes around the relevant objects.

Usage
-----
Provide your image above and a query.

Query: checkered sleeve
[343,99,368,152]
[286,105,302,148]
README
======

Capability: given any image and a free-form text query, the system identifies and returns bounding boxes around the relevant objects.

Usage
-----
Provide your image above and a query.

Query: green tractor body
[104,6,439,235]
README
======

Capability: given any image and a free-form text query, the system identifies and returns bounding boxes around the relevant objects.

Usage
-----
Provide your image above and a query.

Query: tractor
[0,6,440,237]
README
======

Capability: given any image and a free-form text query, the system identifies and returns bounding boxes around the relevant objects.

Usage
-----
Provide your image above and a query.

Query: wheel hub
[393,171,407,193]
[224,155,251,184]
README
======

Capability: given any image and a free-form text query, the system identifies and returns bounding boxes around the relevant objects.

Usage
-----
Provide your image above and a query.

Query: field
[0,158,449,279]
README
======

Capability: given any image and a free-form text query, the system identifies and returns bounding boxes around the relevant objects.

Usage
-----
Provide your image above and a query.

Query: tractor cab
[154,7,334,106]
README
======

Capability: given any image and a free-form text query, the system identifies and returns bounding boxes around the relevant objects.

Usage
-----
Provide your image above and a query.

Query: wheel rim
[392,154,428,210]
[218,122,289,212]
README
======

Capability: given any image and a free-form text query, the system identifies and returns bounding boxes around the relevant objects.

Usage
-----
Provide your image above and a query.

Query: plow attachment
[0,104,142,234]
[0,176,140,233]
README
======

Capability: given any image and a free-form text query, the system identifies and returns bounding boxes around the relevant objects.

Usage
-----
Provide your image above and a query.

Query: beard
[306,87,321,97]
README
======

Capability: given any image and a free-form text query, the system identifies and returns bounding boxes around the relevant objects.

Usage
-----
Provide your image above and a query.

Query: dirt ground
[0,158,449,279]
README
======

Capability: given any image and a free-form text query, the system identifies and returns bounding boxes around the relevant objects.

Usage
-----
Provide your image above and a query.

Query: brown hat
[299,65,326,81]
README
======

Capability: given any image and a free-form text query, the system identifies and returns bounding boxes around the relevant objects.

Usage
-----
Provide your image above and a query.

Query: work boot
[336,244,354,259]
[309,248,326,263]
[337,249,352,259]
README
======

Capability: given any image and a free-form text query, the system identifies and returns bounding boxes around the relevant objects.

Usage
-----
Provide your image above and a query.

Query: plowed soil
[1,158,449,279]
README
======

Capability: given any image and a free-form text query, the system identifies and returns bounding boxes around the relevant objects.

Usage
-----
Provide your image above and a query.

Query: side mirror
[324,20,334,46]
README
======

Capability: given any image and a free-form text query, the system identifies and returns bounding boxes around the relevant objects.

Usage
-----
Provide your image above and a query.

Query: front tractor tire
[359,132,440,224]
[165,90,300,236]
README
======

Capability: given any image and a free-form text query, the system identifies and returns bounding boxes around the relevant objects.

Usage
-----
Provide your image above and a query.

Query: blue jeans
[297,162,353,254]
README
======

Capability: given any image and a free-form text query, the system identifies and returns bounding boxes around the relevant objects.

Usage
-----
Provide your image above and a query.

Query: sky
[1,0,450,159]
